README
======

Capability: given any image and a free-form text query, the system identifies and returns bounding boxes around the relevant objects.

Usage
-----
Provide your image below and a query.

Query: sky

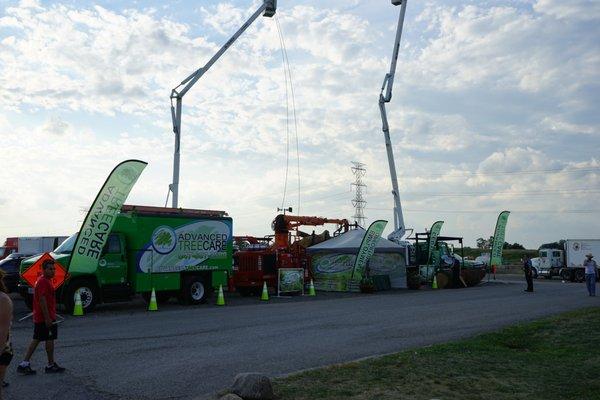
[0,0,598,249]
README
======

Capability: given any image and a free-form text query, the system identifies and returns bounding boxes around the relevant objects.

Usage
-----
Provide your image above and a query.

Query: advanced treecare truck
[19,205,233,312]
[536,239,600,282]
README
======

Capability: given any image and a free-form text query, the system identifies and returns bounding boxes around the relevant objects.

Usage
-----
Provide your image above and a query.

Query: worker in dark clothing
[523,255,534,292]
[452,257,461,288]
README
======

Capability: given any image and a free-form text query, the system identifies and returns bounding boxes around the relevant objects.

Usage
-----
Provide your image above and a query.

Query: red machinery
[232,214,349,296]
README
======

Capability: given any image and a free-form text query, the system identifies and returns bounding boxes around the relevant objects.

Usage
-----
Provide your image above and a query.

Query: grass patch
[274,307,600,400]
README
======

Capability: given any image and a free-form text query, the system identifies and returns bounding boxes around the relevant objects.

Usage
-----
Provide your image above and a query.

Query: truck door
[98,233,128,286]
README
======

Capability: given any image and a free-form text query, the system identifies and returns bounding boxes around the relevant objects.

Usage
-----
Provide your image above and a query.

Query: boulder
[231,373,274,400]
[220,394,243,400]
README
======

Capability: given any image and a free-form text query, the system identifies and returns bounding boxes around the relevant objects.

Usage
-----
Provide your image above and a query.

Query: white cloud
[0,0,598,247]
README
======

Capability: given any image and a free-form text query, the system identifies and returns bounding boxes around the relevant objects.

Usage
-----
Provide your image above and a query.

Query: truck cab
[537,249,563,278]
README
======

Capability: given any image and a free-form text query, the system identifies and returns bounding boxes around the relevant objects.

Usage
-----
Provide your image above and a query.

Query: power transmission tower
[351,162,367,227]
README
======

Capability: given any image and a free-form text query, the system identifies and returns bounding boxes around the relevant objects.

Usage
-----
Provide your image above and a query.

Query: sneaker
[45,363,66,374]
[17,365,36,375]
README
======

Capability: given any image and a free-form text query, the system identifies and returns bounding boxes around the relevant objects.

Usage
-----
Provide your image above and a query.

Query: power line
[412,166,600,177]
[365,207,600,214]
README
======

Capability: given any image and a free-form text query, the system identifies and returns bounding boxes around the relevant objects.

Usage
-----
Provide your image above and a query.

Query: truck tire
[575,269,585,283]
[180,276,209,305]
[64,280,99,313]
[24,293,33,310]
[560,269,572,281]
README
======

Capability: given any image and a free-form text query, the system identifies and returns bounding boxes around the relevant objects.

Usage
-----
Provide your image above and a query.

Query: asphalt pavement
[4,276,598,400]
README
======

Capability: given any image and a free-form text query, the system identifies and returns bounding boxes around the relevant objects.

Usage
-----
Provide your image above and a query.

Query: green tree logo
[152,226,177,254]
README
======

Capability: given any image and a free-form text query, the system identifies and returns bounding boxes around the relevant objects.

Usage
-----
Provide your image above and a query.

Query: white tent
[307,228,407,291]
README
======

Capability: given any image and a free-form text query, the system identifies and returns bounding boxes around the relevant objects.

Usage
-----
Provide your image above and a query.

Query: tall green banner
[69,160,147,273]
[427,221,444,264]
[351,220,388,279]
[490,210,510,267]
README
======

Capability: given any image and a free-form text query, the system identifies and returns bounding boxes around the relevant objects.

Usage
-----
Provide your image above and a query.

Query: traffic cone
[73,290,84,316]
[216,284,225,306]
[260,282,269,301]
[148,288,158,311]
[308,279,316,296]
[432,275,438,289]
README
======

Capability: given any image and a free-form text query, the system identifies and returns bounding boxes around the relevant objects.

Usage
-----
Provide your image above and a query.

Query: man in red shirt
[17,260,65,375]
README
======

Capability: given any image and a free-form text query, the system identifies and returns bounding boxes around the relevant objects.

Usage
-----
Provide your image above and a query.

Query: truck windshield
[54,233,78,254]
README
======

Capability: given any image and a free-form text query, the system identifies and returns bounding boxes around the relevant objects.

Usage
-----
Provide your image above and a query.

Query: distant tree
[539,240,566,250]
[503,242,525,250]
[476,237,487,249]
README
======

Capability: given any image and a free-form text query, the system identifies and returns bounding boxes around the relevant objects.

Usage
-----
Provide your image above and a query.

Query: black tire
[406,269,421,290]
[575,269,585,283]
[64,280,99,313]
[560,269,572,281]
[180,276,210,305]
[237,287,253,297]
[24,293,33,310]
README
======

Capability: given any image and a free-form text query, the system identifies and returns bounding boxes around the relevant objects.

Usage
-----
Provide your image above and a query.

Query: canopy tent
[307,228,407,291]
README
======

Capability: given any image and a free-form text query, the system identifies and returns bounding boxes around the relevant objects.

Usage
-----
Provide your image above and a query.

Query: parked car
[0,253,28,293]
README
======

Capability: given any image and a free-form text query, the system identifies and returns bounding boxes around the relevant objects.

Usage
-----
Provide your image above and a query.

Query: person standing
[523,255,534,292]
[583,253,597,297]
[17,260,65,375]
[0,270,13,399]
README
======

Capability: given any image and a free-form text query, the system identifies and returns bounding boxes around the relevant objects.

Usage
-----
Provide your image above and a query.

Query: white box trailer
[537,239,600,282]
[17,236,68,256]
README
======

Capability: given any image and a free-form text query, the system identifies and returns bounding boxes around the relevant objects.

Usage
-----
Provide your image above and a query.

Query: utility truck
[19,205,233,312]
[1,236,68,260]
[536,239,600,282]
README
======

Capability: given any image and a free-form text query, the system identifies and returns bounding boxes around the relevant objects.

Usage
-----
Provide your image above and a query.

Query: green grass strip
[274,307,600,400]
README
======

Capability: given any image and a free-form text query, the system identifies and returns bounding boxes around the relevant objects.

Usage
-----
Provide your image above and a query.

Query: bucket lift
[168,1,277,207]
[379,0,411,244]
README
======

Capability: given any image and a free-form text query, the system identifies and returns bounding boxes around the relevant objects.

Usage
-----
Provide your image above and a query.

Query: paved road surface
[5,277,598,399]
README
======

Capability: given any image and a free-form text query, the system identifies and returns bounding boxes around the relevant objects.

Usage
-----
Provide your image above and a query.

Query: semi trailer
[537,239,600,282]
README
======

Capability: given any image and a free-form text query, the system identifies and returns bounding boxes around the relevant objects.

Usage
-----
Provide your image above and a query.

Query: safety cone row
[216,284,225,306]
[260,282,269,301]
[73,290,84,316]
[308,279,316,296]
[432,274,438,289]
[148,288,158,311]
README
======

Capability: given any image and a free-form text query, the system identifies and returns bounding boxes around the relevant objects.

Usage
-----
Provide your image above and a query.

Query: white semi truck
[536,239,600,282]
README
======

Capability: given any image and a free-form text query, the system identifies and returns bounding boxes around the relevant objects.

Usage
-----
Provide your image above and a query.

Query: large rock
[220,394,243,400]
[231,373,274,400]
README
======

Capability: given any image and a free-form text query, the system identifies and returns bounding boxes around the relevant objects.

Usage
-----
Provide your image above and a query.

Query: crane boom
[379,0,408,243]
[169,0,277,208]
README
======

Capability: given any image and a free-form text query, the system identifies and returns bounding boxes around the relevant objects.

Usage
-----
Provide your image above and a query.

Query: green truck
[18,205,233,312]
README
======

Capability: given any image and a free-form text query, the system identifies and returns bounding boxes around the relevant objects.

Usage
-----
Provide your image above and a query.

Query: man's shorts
[0,347,13,366]
[33,322,58,341]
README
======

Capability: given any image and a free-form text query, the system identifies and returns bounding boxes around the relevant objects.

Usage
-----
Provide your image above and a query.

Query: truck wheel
[560,269,572,281]
[575,269,585,283]
[24,294,33,310]
[65,281,98,313]
[181,276,209,305]
[237,287,253,297]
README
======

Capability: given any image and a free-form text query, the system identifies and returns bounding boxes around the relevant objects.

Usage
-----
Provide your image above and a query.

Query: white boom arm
[379,0,408,243]
[169,0,277,208]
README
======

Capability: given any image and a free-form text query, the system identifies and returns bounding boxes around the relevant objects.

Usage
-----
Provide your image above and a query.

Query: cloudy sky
[0,0,598,248]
